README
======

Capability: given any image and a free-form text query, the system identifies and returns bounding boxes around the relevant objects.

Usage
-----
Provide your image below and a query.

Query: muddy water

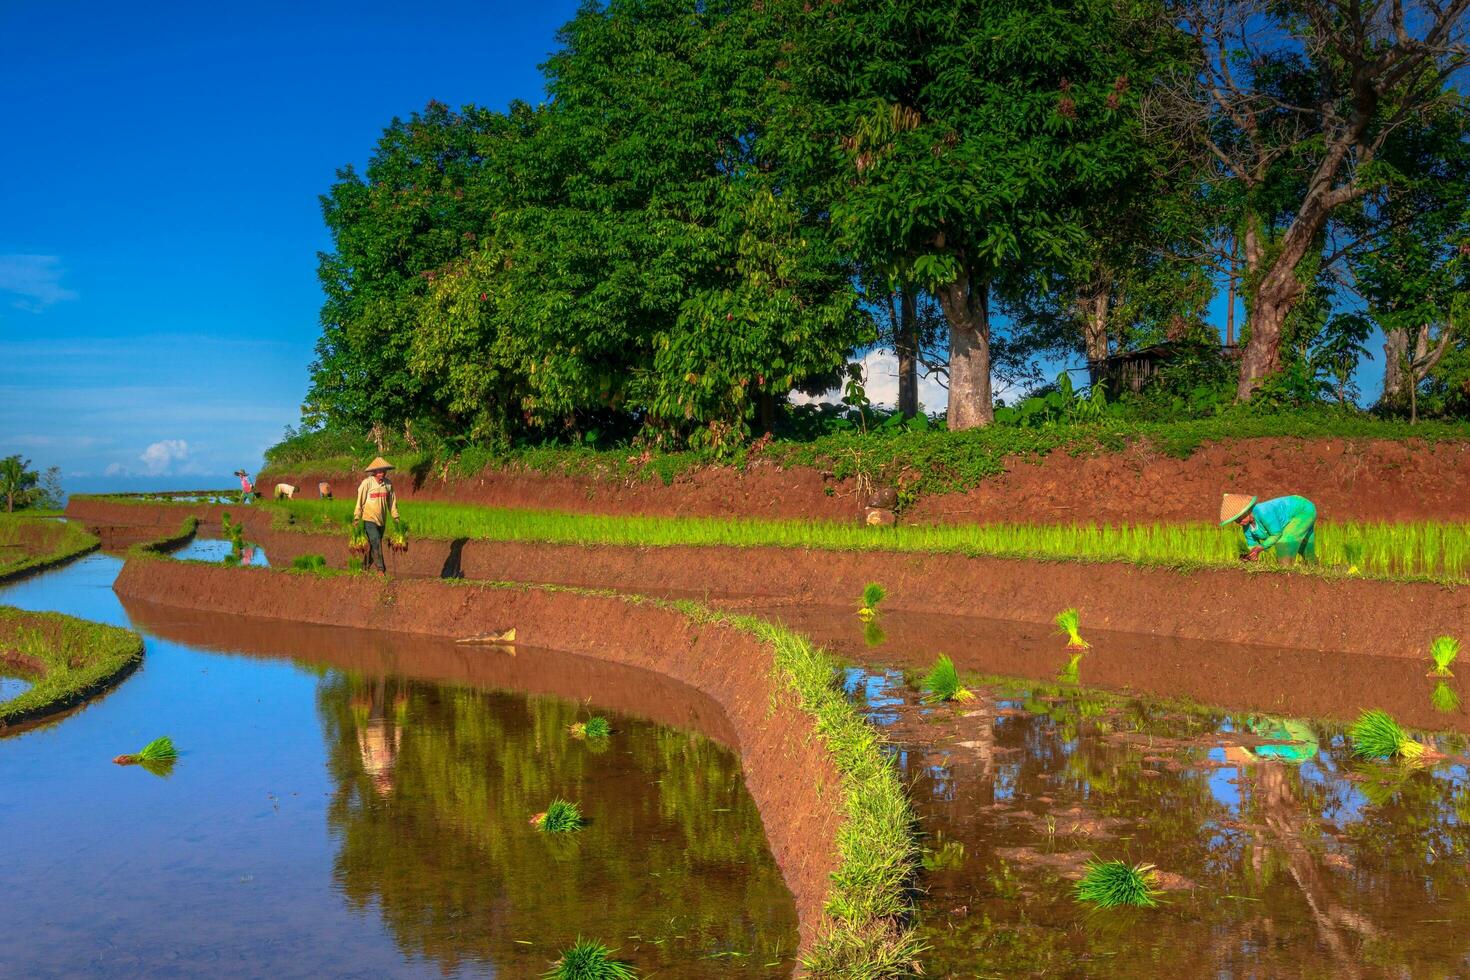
[847,667,1470,978]
[0,555,797,977]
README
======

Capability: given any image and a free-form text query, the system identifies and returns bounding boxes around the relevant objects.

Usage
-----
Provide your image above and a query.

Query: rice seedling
[1074,859,1161,909]
[921,654,975,704]
[114,735,177,768]
[532,798,584,833]
[542,939,637,980]
[1054,608,1091,650]
[1343,538,1364,575]
[291,554,328,573]
[857,582,886,620]
[1057,652,1083,685]
[1431,681,1460,715]
[1428,635,1460,678]
[347,556,364,573]
[347,523,368,560]
[569,716,611,739]
[1348,709,1426,761]
[386,518,410,553]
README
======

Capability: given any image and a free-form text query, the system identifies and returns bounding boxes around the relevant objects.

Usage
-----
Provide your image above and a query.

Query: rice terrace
[4,1,1470,977]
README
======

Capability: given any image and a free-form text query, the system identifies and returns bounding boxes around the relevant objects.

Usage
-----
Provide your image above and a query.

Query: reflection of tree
[317,673,796,975]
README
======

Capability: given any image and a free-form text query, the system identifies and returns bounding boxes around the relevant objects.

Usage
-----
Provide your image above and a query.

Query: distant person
[353,457,399,574]
[274,483,298,500]
[234,469,254,502]
[1220,493,1318,565]
[318,481,332,500]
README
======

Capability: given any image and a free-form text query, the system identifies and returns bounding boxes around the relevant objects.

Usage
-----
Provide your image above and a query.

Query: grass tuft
[542,939,637,980]
[1428,635,1460,678]
[1074,859,1162,908]
[1348,709,1426,761]
[534,798,584,833]
[921,654,975,704]
[1054,608,1091,650]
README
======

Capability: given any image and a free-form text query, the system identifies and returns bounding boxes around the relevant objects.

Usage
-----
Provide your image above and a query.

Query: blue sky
[0,1,581,492]
[1,2,1380,494]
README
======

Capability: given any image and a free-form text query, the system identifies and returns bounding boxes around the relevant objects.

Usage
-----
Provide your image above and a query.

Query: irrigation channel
[0,545,798,977]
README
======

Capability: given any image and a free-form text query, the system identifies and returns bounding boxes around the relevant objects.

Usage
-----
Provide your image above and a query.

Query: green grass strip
[0,515,99,584]
[0,606,144,728]
[128,516,200,557]
[262,498,1470,585]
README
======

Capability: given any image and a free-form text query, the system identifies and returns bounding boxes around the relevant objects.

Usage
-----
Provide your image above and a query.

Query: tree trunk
[1237,264,1304,399]
[1079,279,1109,386]
[937,270,993,429]
[1226,236,1238,347]
[757,391,776,435]
[1380,327,1410,411]
[896,287,919,418]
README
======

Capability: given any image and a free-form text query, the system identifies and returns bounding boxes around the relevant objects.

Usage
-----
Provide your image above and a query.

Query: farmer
[274,483,298,500]
[353,457,400,573]
[234,469,254,502]
[1220,493,1318,565]
[318,481,332,499]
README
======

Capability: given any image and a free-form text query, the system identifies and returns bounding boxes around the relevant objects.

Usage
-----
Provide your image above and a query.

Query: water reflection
[849,668,1470,977]
[173,538,269,566]
[320,674,796,976]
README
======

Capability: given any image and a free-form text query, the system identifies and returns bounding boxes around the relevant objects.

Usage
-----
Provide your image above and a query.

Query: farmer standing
[234,469,254,502]
[353,457,400,574]
[1220,493,1318,565]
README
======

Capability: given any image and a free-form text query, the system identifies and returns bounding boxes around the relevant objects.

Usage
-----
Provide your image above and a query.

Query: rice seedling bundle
[542,939,637,980]
[114,735,178,767]
[1428,636,1460,678]
[1054,608,1090,650]
[1074,859,1161,909]
[1348,709,1426,761]
[569,716,611,739]
[291,554,328,572]
[387,518,410,553]
[857,582,886,620]
[921,654,974,703]
[347,523,368,559]
[533,798,583,833]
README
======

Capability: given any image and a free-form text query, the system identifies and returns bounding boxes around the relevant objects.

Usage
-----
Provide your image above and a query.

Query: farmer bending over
[1220,493,1318,565]
[353,457,400,574]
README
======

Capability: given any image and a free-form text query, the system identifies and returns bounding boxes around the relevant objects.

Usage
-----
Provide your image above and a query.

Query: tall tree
[1166,0,1470,400]
[0,456,39,513]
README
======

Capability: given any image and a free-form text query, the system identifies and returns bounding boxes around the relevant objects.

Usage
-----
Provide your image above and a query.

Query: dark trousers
[365,520,386,573]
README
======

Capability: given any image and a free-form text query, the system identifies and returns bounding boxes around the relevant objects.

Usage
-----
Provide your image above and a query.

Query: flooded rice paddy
[847,666,1470,978]
[0,553,797,977]
[173,537,270,566]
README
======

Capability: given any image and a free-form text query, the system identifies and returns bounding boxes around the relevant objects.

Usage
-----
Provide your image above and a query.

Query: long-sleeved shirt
[1243,495,1316,549]
[353,477,399,527]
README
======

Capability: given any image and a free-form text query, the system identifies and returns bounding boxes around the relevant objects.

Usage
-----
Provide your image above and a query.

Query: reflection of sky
[172,539,270,567]
[0,677,32,701]
[843,667,903,726]
[1205,748,1244,815]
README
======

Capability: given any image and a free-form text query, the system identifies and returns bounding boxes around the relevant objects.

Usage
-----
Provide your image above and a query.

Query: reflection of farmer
[1221,493,1318,565]
[353,457,399,574]
[1222,717,1320,765]
[355,678,401,797]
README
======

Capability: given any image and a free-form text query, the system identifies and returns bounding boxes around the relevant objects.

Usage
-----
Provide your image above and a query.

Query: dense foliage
[299,0,1470,457]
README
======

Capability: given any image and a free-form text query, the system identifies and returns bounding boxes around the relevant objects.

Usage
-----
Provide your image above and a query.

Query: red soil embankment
[112,558,843,953]
[265,436,1470,524]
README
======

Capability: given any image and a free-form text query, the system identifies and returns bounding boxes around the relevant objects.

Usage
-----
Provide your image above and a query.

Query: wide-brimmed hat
[233,469,247,477]
[365,456,395,473]
[1219,493,1257,526]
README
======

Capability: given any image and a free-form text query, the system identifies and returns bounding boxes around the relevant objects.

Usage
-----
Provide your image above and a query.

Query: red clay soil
[265,436,1470,524]
[75,498,1468,662]
[112,557,843,955]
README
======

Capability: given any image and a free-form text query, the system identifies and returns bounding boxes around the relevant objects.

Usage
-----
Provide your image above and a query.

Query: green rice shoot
[570,716,611,739]
[1054,608,1091,650]
[1074,859,1162,909]
[387,518,410,552]
[136,736,177,762]
[542,938,637,980]
[1430,681,1461,715]
[921,654,974,704]
[857,581,886,619]
[1348,709,1426,761]
[291,554,328,572]
[536,798,583,833]
[1428,635,1460,678]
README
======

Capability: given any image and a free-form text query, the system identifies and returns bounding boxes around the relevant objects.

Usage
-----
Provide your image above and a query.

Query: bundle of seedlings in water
[1074,859,1161,909]
[921,654,974,703]
[347,523,369,560]
[1054,608,1091,650]
[1431,681,1461,715]
[532,798,584,833]
[856,582,886,620]
[113,736,178,775]
[569,716,611,739]
[386,518,410,553]
[542,939,637,980]
[291,554,328,573]
[1349,709,1426,761]
[1428,635,1460,678]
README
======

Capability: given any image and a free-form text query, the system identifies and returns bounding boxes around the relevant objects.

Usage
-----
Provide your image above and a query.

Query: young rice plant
[533,798,584,833]
[1054,608,1091,650]
[1074,859,1162,909]
[921,654,974,704]
[1349,709,1426,761]
[1428,635,1460,678]
[857,582,886,620]
[542,939,637,980]
[569,716,611,739]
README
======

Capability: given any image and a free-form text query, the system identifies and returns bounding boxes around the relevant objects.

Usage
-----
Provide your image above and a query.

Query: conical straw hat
[365,456,395,473]
[1219,492,1257,526]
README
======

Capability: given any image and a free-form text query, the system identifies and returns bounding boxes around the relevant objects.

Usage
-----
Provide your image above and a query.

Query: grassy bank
[0,607,144,728]
[0,516,99,583]
[268,498,1470,584]
[262,412,1470,498]
[129,516,200,556]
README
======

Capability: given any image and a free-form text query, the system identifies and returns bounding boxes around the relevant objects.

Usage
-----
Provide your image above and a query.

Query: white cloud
[0,255,78,312]
[139,439,190,475]
[791,348,951,414]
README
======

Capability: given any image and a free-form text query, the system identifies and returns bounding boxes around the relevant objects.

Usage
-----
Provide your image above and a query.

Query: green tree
[777,0,1193,428]
[0,456,39,513]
